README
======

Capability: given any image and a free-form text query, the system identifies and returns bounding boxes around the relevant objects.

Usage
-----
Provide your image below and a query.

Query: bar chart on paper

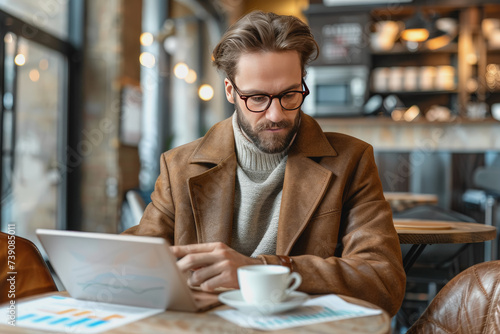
[1,295,163,333]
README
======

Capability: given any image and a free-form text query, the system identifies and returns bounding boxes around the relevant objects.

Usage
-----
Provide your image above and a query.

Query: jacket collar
[188,117,236,165]
[289,112,337,158]
[188,112,337,164]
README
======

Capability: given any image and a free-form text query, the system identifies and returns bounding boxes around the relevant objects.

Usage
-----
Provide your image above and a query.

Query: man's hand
[170,242,263,292]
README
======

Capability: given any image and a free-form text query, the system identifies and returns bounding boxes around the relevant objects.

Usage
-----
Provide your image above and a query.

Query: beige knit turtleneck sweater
[231,113,288,257]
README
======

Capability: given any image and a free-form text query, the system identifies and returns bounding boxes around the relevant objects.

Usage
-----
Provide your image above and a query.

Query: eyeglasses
[229,78,309,113]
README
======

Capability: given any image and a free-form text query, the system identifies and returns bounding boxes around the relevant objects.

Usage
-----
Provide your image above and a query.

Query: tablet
[36,229,220,312]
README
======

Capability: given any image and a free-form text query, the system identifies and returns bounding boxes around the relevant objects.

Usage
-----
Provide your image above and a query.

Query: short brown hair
[212,11,319,80]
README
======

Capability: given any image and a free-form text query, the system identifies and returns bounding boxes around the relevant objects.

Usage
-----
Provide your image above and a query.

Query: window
[0,0,68,40]
[1,7,77,248]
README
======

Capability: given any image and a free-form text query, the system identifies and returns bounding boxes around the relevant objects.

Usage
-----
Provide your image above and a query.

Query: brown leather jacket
[123,112,406,316]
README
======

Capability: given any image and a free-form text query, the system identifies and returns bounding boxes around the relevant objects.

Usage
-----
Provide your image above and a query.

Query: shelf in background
[371,43,459,56]
[370,90,458,96]
[315,116,500,152]
[315,115,499,126]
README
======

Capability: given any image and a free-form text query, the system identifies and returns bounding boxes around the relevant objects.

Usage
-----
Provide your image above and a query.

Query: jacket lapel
[187,118,236,245]
[276,114,337,255]
[186,114,338,253]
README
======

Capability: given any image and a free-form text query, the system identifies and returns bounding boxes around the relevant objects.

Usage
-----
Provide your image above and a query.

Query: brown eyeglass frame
[228,78,310,113]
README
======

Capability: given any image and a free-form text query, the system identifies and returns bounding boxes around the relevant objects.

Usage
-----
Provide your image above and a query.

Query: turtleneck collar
[232,112,289,171]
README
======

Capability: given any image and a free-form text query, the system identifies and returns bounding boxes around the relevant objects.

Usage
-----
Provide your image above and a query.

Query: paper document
[1,295,163,333]
[215,294,382,331]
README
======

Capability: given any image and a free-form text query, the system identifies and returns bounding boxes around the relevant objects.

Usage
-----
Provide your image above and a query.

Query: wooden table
[385,192,439,213]
[0,293,391,334]
[394,219,497,273]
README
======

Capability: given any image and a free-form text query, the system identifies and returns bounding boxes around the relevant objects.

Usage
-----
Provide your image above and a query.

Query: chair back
[0,232,57,304]
[407,260,500,333]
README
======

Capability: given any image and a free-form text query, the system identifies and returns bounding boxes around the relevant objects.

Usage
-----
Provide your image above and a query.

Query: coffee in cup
[237,265,302,305]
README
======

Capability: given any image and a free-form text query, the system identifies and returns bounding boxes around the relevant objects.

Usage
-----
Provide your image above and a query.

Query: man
[123,11,405,316]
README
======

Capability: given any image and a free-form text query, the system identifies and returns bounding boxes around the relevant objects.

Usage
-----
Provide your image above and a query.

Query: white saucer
[218,290,309,315]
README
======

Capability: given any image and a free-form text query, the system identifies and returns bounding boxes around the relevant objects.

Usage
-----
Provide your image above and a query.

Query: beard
[235,101,301,154]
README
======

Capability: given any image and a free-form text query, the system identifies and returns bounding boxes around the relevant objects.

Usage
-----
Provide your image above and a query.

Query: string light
[139,52,155,68]
[198,84,214,101]
[29,69,40,82]
[140,32,154,46]
[14,54,26,66]
[39,59,49,70]
[173,62,189,79]
[185,69,197,84]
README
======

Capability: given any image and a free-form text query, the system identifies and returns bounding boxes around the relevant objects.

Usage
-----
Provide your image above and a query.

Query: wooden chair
[0,232,57,304]
[407,260,500,333]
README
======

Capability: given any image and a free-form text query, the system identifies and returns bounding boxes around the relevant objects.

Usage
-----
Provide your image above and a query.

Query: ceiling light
[426,28,451,50]
[401,12,430,42]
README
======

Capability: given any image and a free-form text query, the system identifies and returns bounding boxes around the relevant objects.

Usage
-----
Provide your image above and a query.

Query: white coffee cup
[237,265,302,305]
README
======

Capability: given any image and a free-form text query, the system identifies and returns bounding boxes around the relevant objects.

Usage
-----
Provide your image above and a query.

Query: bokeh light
[174,62,189,79]
[198,84,214,101]
[139,52,156,68]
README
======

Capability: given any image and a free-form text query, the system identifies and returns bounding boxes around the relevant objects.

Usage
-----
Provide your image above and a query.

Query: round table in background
[394,219,497,273]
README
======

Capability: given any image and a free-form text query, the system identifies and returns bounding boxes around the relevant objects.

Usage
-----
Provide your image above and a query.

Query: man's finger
[176,251,221,272]
[188,262,222,288]
[191,262,239,291]
[170,242,222,258]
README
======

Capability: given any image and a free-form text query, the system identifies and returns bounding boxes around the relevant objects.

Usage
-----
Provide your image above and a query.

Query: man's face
[225,51,303,154]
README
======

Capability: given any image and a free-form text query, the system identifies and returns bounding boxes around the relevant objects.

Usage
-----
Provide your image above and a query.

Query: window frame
[0,4,83,231]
